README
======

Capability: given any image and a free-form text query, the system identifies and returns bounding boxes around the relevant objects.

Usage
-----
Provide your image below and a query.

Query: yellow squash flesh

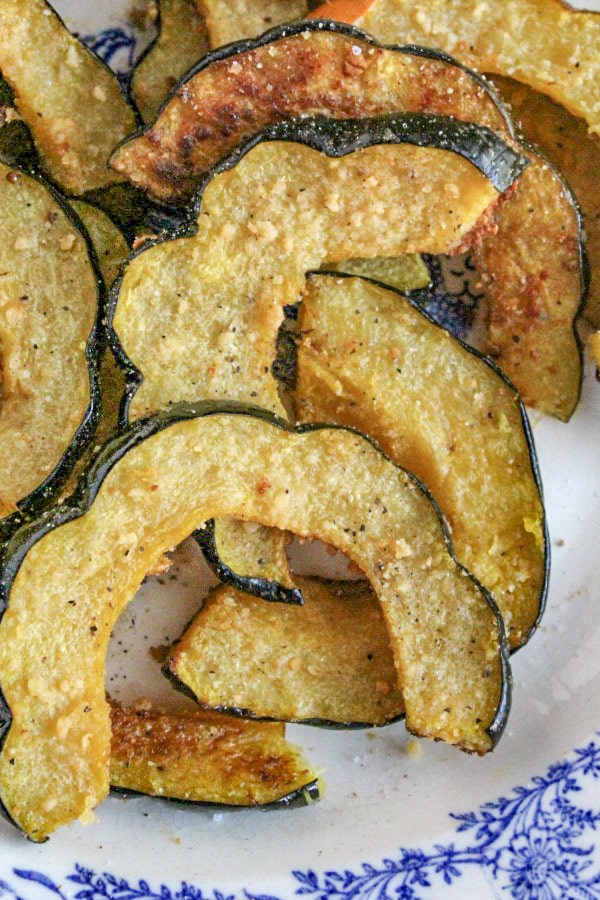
[0,411,507,839]
[0,0,137,194]
[295,274,546,648]
[166,577,404,726]
[361,0,600,137]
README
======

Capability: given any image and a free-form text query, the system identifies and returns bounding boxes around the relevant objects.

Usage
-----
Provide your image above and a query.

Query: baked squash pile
[0,0,596,841]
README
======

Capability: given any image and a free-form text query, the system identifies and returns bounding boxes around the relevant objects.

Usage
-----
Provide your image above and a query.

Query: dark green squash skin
[0,158,104,545]
[0,400,512,835]
[194,522,304,605]
[110,779,320,811]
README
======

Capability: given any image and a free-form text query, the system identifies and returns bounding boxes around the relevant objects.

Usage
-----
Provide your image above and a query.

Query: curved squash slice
[0,161,100,526]
[111,114,524,422]
[360,0,600,137]
[199,0,308,48]
[110,21,516,205]
[473,147,585,420]
[165,576,404,727]
[0,0,138,195]
[295,273,547,648]
[109,22,584,420]
[196,520,302,604]
[487,74,600,331]
[132,0,210,124]
[0,404,509,840]
[109,700,319,807]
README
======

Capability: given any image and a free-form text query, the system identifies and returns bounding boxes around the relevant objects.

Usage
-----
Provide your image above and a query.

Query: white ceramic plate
[1,2,600,897]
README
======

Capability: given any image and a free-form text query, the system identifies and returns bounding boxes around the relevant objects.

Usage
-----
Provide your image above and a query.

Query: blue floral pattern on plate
[1,736,599,899]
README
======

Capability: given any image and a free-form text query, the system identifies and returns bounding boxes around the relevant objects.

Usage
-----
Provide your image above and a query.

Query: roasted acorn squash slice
[111,21,517,205]
[0,404,509,840]
[109,699,319,807]
[165,576,404,727]
[131,0,210,124]
[0,0,138,195]
[295,273,548,649]
[487,74,600,330]
[0,161,101,529]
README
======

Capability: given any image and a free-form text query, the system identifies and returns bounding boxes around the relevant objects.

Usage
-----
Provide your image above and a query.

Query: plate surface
[1,2,599,897]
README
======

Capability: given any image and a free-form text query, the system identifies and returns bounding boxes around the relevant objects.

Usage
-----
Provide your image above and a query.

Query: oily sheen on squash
[0,404,509,840]
[109,700,319,807]
[294,273,547,648]
[165,576,404,727]
[0,161,100,525]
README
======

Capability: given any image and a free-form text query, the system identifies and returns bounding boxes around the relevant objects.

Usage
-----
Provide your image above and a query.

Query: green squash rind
[194,522,304,605]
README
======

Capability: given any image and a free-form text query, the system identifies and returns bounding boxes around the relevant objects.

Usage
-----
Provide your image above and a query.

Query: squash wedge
[0,404,509,840]
[487,74,600,330]
[110,114,525,423]
[196,520,302,604]
[110,21,517,205]
[198,0,308,48]
[295,273,548,649]
[0,161,101,528]
[472,146,585,421]
[360,0,600,138]
[131,0,210,124]
[165,576,404,727]
[0,0,138,195]
[109,700,319,807]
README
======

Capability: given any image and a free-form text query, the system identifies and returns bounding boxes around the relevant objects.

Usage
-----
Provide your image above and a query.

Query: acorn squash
[0,403,509,839]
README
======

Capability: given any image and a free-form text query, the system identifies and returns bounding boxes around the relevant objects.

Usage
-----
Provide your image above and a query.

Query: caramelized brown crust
[111,25,513,203]
[109,700,318,806]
